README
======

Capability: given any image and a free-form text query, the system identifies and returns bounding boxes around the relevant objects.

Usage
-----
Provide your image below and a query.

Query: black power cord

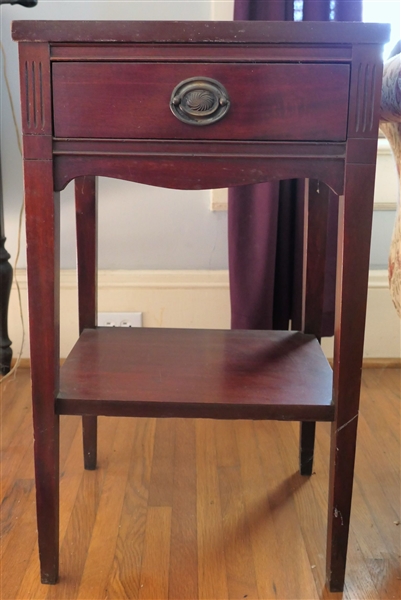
[0,1,38,7]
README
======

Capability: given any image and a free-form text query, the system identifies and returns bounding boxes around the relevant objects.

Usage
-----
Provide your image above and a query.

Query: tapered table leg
[24,160,60,584]
[75,176,98,470]
[326,163,376,592]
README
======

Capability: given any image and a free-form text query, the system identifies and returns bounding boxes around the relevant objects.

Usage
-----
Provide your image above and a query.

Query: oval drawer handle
[170,77,230,126]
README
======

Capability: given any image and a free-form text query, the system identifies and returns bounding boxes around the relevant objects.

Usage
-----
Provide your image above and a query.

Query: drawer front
[52,62,350,141]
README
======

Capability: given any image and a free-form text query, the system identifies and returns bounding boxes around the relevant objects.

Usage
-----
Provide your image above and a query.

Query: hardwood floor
[1,368,400,599]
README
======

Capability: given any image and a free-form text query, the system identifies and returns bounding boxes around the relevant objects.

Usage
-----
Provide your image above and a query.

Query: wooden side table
[12,20,389,592]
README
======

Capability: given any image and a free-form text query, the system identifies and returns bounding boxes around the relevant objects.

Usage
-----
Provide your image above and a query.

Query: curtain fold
[228,0,362,334]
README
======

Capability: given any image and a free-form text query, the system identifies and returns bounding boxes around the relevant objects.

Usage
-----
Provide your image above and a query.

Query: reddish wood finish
[299,179,332,477]
[303,180,331,341]
[324,43,387,590]
[53,139,347,158]
[327,161,378,592]
[57,328,334,421]
[17,39,60,585]
[75,176,97,333]
[81,415,97,471]
[12,20,389,592]
[75,176,98,470]
[50,43,352,62]
[24,158,60,585]
[52,62,350,141]
[299,421,316,476]
[12,20,388,44]
[53,153,347,194]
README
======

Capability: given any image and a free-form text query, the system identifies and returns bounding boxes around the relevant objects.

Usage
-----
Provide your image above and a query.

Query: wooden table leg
[24,160,60,584]
[300,179,331,476]
[75,176,98,470]
[326,163,376,592]
[299,421,316,476]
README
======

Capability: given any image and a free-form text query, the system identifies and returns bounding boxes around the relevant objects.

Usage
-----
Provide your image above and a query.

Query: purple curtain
[228,0,362,333]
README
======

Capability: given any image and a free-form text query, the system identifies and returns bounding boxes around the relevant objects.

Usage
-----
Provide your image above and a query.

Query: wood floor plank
[196,419,229,600]
[255,420,320,599]
[218,463,259,599]
[76,418,137,600]
[138,507,172,600]
[279,421,336,597]
[235,420,290,599]
[214,419,240,468]
[21,422,111,599]
[168,419,198,600]
[16,548,49,600]
[342,536,386,600]
[106,417,156,599]
[0,409,34,503]
[0,483,38,600]
[356,413,400,517]
[0,371,31,451]
[44,418,120,600]
[364,369,400,414]
[359,374,400,514]
[0,478,34,543]
[365,553,401,600]
[147,418,175,507]
[56,469,111,600]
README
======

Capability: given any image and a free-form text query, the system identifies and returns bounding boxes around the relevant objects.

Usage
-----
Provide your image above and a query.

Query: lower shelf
[56,327,334,421]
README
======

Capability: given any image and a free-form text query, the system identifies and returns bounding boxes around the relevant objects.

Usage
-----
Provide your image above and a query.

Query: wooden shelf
[57,327,334,421]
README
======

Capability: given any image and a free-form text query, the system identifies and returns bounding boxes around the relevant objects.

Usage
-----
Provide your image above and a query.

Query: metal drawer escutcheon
[170,77,230,126]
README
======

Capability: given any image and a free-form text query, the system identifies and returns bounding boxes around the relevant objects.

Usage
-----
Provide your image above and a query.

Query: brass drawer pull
[170,77,230,126]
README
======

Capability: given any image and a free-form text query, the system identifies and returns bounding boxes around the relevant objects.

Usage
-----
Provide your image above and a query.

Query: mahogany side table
[12,20,389,592]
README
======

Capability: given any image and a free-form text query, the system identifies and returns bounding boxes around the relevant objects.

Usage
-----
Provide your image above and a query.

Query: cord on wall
[0,41,25,382]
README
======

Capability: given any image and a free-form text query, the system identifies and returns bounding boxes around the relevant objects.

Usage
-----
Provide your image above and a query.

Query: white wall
[7,268,401,360]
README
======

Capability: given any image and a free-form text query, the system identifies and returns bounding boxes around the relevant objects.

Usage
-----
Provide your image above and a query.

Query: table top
[12,20,390,45]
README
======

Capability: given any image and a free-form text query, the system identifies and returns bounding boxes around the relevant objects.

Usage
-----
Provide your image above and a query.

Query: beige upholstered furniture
[380,50,401,316]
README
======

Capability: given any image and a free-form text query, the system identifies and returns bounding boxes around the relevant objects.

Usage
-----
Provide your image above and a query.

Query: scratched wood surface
[1,367,400,600]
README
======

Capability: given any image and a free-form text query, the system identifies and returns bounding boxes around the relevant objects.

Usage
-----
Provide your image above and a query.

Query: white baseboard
[8,269,400,360]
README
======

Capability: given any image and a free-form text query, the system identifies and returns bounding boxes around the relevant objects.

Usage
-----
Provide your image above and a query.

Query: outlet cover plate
[98,312,143,327]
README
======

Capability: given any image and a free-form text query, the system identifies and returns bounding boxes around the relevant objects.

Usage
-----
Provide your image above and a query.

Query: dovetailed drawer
[52,61,350,141]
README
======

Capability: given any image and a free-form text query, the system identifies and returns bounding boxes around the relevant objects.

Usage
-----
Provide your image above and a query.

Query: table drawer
[52,62,350,141]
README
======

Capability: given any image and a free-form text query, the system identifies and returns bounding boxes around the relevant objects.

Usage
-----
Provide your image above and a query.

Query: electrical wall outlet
[98,312,143,327]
